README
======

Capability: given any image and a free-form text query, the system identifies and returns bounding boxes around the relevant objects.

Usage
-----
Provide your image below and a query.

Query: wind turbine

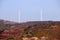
[18,10,21,23]
[40,10,43,21]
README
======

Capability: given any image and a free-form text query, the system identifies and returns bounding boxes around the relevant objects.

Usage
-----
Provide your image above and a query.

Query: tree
[0,29,4,34]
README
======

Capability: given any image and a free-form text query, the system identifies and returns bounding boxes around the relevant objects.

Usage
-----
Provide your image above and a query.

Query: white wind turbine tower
[40,10,43,21]
[18,10,21,23]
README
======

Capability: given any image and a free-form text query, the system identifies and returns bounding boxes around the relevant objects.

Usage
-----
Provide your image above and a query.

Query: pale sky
[0,0,60,22]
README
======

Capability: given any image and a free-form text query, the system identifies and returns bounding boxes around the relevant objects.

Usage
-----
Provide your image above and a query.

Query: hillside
[0,19,60,40]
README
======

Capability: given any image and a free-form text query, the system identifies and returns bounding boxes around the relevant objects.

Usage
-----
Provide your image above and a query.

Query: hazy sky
[0,0,60,22]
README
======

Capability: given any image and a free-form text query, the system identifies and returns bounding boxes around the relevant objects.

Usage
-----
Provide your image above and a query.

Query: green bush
[6,37,14,40]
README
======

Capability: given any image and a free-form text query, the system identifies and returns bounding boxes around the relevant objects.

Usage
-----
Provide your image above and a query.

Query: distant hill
[0,19,19,29]
[0,19,60,29]
[0,19,60,40]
